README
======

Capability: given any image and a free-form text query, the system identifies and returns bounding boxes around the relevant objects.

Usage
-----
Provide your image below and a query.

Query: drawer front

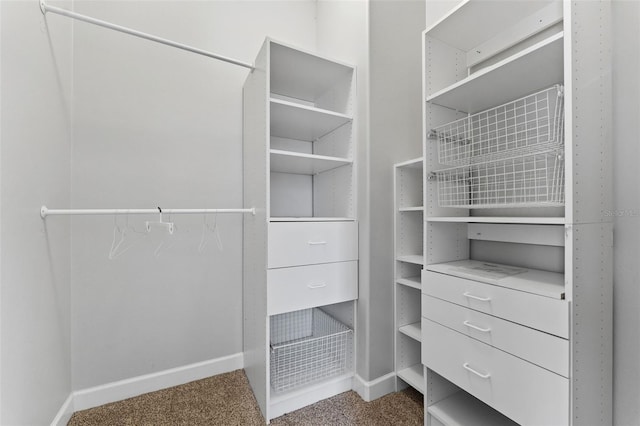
[423,295,569,377]
[267,261,357,315]
[422,270,569,338]
[422,319,569,426]
[268,222,358,268]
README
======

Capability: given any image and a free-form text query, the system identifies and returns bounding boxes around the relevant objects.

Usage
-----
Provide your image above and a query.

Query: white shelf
[426,32,563,113]
[399,206,424,212]
[428,391,519,426]
[270,41,353,108]
[427,216,565,224]
[269,217,356,222]
[396,157,423,169]
[399,322,421,342]
[396,276,421,290]
[426,259,565,300]
[270,150,352,175]
[396,255,424,266]
[397,364,424,394]
[270,98,352,142]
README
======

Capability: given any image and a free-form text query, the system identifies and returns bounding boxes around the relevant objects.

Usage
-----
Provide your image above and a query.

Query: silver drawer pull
[307,240,327,245]
[307,282,327,289]
[463,320,491,333]
[463,363,491,379]
[463,292,491,302]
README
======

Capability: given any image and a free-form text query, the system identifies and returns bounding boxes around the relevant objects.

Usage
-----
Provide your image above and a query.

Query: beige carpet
[68,369,423,425]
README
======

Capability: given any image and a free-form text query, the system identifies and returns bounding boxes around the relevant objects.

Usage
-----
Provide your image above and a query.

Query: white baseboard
[72,352,243,412]
[353,372,396,402]
[50,393,75,426]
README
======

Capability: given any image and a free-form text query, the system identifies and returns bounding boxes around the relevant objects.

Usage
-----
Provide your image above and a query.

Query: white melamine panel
[398,322,422,342]
[396,276,421,290]
[396,162,424,209]
[427,216,565,224]
[268,221,358,268]
[428,391,519,426]
[396,211,423,258]
[397,364,424,394]
[465,2,563,68]
[270,172,312,218]
[422,319,569,426]
[270,217,355,222]
[313,164,356,218]
[427,32,563,113]
[396,255,424,265]
[425,0,556,51]
[267,261,357,315]
[243,41,270,420]
[423,270,568,338]
[426,260,565,299]
[423,295,569,377]
[270,137,313,154]
[269,150,351,175]
[270,98,352,142]
[467,223,564,247]
[270,40,354,114]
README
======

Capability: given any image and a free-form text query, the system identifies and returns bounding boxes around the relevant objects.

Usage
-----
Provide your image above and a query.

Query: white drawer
[423,295,569,377]
[268,222,358,268]
[422,270,569,338]
[267,261,357,315]
[422,319,569,426]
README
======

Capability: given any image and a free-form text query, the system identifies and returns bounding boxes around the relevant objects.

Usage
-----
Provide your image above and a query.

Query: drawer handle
[307,282,327,289]
[463,292,491,302]
[463,363,491,379]
[463,320,491,333]
[307,240,328,245]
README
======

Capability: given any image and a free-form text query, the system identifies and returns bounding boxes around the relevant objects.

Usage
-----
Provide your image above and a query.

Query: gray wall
[316,0,373,383]
[612,1,640,424]
[0,1,73,424]
[70,0,319,389]
[367,0,425,380]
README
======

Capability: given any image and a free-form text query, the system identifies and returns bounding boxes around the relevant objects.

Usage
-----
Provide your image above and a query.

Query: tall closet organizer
[243,39,358,422]
[421,1,612,425]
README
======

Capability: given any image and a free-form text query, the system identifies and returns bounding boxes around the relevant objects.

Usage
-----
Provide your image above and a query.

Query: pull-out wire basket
[433,150,565,209]
[270,308,352,394]
[432,85,564,166]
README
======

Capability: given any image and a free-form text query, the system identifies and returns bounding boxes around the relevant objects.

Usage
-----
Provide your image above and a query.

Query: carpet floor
[68,369,423,425]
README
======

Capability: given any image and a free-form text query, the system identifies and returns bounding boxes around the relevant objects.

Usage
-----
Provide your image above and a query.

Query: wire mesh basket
[270,308,352,394]
[433,150,565,208]
[432,85,564,166]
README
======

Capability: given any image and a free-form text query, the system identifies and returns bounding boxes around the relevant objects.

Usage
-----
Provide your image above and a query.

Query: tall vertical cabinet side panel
[243,42,269,421]
[565,0,613,224]
[570,223,613,424]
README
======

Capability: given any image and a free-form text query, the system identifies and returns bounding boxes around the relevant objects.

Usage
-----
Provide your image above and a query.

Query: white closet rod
[40,206,256,218]
[39,0,255,71]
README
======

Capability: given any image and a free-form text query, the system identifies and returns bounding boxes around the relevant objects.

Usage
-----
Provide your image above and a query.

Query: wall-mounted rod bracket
[39,0,255,71]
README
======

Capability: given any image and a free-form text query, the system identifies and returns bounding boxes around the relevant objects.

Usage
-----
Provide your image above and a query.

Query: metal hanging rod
[40,206,256,218]
[39,0,255,71]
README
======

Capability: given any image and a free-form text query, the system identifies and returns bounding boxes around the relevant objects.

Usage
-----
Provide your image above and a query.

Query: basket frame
[269,308,353,394]
[433,85,565,167]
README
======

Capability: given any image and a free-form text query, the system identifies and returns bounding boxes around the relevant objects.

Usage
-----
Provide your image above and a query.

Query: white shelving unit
[421,1,612,425]
[243,39,358,422]
[394,157,425,395]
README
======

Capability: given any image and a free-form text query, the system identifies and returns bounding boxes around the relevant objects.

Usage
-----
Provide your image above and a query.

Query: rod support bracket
[41,205,48,218]
[39,0,47,15]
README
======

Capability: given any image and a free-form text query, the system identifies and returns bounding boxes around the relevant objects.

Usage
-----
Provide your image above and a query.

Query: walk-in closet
[1,0,637,425]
